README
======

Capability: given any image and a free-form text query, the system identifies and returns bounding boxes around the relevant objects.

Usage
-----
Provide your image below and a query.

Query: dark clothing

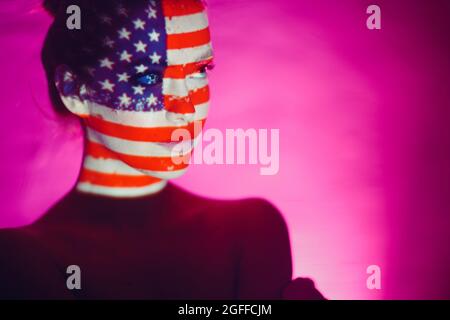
[0,183,297,299]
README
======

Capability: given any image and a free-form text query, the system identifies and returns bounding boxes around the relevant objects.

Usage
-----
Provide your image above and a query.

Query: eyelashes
[199,63,215,74]
[189,63,216,80]
[205,63,215,71]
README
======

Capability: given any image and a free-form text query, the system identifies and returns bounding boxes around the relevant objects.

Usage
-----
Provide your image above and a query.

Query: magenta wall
[0,0,449,299]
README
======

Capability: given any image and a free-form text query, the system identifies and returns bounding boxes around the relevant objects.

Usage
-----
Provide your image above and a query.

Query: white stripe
[83,156,188,179]
[87,127,196,157]
[167,43,213,66]
[163,77,208,97]
[165,12,209,34]
[86,99,209,128]
[84,156,146,175]
[77,180,168,198]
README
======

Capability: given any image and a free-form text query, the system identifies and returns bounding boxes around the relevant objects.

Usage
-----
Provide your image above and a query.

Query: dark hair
[43,0,59,16]
[41,0,144,113]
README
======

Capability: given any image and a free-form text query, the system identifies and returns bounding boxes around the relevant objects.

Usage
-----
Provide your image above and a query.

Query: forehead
[96,0,213,69]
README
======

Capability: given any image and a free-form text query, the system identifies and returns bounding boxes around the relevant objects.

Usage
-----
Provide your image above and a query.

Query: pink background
[1,0,449,299]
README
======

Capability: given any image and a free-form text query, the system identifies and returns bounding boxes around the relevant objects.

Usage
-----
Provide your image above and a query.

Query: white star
[118,93,132,107]
[132,85,145,95]
[146,7,157,19]
[99,79,115,92]
[118,28,131,40]
[103,37,115,48]
[134,41,147,53]
[149,51,162,64]
[148,29,160,42]
[133,18,146,30]
[146,93,158,107]
[117,72,130,82]
[135,64,149,74]
[63,72,74,82]
[99,58,114,70]
[100,15,112,25]
[79,84,88,96]
[119,50,133,63]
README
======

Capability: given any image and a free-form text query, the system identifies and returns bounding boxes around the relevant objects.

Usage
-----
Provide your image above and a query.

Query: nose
[163,77,196,124]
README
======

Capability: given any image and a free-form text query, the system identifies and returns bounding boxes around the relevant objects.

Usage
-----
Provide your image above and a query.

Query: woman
[0,0,324,299]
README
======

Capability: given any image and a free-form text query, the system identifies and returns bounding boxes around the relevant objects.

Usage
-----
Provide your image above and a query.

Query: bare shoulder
[225,197,287,229]
[211,196,285,226]
[183,189,290,243]
[191,197,293,299]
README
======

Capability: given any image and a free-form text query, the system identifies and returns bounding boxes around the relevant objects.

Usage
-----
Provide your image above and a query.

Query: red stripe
[167,28,210,49]
[164,58,213,78]
[191,85,209,105]
[164,95,195,114]
[85,117,206,142]
[86,142,190,172]
[79,169,161,187]
[163,85,209,114]
[162,0,205,17]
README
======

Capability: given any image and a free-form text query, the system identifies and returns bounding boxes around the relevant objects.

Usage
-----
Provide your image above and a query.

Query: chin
[139,168,188,180]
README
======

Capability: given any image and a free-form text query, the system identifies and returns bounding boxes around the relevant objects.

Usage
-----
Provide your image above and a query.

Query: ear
[54,65,90,117]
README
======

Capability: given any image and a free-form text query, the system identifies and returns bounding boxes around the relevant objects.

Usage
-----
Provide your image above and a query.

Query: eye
[137,72,161,85]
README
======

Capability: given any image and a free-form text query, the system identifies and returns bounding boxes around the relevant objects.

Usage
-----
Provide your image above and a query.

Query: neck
[76,139,167,199]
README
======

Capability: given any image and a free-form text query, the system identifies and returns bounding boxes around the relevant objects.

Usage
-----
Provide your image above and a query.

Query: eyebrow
[130,54,213,67]
[126,56,215,80]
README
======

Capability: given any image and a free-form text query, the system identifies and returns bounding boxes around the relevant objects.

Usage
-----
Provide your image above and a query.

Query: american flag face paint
[56,0,213,197]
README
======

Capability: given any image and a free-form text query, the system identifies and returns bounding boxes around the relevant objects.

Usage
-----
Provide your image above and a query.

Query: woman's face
[58,0,213,180]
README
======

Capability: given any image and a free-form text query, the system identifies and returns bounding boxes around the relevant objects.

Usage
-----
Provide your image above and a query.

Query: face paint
[58,0,214,197]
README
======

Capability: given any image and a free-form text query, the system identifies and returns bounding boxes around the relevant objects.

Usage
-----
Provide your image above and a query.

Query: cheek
[188,77,210,106]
